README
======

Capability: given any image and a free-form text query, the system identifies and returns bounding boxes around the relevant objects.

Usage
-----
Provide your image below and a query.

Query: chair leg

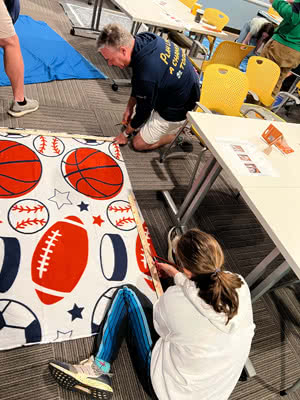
[159,120,188,163]
[280,378,300,396]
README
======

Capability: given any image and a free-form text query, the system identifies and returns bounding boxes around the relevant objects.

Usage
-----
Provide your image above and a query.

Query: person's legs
[0,34,24,101]
[49,285,158,399]
[0,0,39,117]
[132,111,186,151]
[236,21,251,43]
[95,285,158,397]
[261,39,300,96]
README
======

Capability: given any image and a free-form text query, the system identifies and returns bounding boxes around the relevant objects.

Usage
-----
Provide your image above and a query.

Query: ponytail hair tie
[212,268,221,277]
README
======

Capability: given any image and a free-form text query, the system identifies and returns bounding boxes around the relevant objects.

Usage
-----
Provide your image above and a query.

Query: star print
[77,201,89,212]
[54,330,73,341]
[68,304,84,321]
[48,189,72,209]
[93,215,104,227]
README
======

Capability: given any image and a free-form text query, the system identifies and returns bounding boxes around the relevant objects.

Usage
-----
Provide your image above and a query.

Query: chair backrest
[200,64,249,116]
[202,41,255,73]
[203,8,229,31]
[246,56,280,107]
[179,0,197,10]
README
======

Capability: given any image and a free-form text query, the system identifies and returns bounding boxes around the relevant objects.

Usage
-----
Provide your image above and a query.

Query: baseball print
[0,131,157,351]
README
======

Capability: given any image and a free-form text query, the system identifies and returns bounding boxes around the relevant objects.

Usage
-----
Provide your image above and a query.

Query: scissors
[146,249,181,270]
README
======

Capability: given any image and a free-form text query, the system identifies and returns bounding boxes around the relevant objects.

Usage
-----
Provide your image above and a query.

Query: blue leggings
[95,285,159,399]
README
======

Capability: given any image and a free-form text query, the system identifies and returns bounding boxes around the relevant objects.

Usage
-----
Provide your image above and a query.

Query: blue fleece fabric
[0,15,106,86]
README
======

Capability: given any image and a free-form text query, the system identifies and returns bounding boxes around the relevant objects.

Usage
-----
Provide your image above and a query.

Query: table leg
[251,260,291,303]
[161,155,217,232]
[245,247,281,287]
[189,34,204,57]
[94,0,104,31]
[180,160,222,227]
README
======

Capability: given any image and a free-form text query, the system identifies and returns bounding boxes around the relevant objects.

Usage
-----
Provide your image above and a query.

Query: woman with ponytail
[49,229,255,400]
[152,229,255,399]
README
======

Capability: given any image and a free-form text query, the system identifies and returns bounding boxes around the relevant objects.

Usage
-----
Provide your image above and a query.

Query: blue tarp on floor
[0,15,106,86]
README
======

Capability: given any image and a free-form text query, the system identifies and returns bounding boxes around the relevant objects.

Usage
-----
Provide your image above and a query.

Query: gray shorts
[0,0,15,39]
[140,111,185,145]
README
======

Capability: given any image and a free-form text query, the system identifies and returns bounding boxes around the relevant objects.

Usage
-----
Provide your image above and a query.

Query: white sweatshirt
[150,272,255,400]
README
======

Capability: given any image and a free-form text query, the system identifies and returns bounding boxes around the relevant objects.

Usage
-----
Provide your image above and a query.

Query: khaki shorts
[0,0,15,39]
[140,111,186,145]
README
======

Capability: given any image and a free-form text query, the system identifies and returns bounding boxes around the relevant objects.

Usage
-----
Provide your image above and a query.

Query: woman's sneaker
[49,356,113,399]
[8,98,39,117]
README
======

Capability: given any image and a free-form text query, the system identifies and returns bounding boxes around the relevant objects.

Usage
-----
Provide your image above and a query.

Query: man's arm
[271,0,299,23]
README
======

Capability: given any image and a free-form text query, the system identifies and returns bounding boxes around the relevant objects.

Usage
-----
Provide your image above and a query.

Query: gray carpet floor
[0,1,299,399]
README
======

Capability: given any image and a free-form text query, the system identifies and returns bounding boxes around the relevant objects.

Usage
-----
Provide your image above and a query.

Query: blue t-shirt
[130,33,200,129]
[5,0,20,24]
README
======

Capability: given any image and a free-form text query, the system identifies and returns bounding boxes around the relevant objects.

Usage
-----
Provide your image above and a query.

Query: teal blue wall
[198,0,270,30]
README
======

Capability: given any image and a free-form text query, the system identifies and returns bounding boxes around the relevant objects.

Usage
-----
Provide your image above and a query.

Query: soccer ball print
[0,132,157,350]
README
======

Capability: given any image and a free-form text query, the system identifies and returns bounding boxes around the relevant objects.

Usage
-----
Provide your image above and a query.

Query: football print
[33,136,65,157]
[135,222,156,292]
[8,199,49,234]
[31,215,89,305]
[106,200,136,231]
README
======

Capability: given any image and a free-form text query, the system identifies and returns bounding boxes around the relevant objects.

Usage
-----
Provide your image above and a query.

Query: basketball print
[109,142,124,162]
[61,148,124,200]
[33,136,65,157]
[0,140,42,198]
[107,200,136,231]
[8,199,49,234]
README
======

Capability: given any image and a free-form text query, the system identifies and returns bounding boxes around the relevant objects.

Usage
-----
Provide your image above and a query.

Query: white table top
[241,186,300,279]
[187,113,300,190]
[111,0,228,38]
[258,10,282,25]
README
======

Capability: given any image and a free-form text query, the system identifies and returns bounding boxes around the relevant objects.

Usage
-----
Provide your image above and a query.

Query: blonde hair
[176,229,243,324]
[97,24,133,50]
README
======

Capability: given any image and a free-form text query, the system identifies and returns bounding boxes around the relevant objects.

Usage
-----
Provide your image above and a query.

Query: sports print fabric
[0,130,157,350]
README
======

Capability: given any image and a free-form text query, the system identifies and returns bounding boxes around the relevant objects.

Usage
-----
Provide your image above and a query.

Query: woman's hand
[155,262,180,278]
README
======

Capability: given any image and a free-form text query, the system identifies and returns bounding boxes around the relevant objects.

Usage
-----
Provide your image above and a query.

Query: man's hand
[114,131,129,145]
[122,108,133,126]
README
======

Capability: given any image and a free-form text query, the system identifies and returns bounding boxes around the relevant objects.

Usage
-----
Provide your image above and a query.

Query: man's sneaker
[49,356,113,399]
[167,227,180,264]
[8,98,39,117]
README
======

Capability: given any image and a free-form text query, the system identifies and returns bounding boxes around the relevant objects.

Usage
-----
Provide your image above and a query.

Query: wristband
[123,130,131,138]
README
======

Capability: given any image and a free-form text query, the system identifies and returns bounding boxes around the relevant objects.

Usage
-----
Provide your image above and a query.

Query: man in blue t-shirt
[97,24,200,151]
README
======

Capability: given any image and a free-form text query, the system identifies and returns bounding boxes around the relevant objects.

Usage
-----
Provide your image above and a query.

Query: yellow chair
[189,41,255,79]
[160,64,250,162]
[179,0,197,9]
[240,56,289,121]
[246,56,280,107]
[202,8,229,55]
[198,64,249,116]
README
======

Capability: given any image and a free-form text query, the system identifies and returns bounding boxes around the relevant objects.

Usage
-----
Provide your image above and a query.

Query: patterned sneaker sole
[49,363,113,400]
[7,105,39,118]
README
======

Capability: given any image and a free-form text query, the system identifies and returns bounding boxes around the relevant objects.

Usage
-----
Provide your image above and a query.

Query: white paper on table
[216,137,279,177]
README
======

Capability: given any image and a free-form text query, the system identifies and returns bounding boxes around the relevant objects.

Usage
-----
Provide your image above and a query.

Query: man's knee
[132,133,154,151]
[0,34,19,49]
